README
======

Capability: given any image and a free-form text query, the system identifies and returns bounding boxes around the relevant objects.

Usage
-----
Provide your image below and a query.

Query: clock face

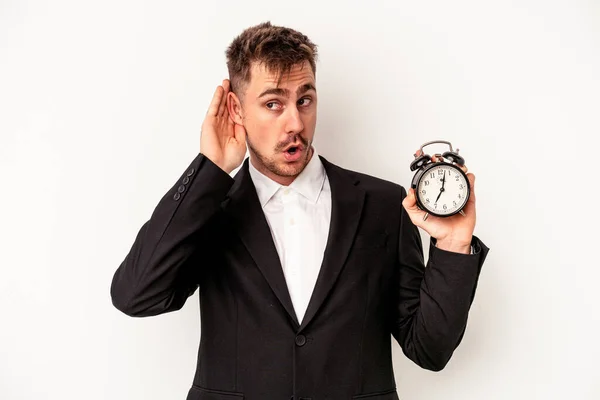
[416,164,469,216]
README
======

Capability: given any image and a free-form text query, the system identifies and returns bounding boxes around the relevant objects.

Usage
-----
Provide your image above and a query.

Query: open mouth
[284,143,303,153]
[283,144,304,161]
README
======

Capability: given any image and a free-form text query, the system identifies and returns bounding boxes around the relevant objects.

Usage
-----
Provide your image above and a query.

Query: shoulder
[320,155,407,198]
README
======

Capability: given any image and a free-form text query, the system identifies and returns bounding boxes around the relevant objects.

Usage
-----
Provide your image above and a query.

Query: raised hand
[200,79,247,174]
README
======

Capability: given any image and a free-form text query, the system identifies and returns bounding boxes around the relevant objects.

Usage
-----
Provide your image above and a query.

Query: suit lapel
[224,158,300,328]
[223,155,365,332]
[299,156,365,331]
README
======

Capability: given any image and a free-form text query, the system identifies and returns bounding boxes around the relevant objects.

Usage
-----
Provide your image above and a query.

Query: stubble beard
[247,135,313,178]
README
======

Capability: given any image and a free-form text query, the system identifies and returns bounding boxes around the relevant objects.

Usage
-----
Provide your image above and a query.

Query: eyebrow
[257,83,316,99]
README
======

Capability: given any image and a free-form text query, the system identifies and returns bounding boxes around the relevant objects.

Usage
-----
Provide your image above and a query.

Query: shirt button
[295,335,306,347]
[284,188,290,195]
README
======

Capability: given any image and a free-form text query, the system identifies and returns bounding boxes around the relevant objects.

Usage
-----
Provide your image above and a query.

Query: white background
[1,1,599,399]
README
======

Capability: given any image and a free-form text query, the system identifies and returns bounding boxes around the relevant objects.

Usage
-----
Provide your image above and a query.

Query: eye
[298,97,312,106]
[266,101,282,111]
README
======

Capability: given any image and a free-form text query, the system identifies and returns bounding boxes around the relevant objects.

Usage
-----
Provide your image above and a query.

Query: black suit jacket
[110,153,490,400]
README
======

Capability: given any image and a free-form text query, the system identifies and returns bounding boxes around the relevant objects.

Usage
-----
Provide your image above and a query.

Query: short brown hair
[225,21,318,99]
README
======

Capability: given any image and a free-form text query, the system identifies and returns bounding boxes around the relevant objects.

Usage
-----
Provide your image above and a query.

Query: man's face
[229,60,317,184]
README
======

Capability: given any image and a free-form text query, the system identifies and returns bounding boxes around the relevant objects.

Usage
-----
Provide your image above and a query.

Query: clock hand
[435,171,446,204]
[435,188,443,204]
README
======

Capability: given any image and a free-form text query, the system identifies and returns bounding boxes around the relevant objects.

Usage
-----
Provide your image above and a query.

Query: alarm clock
[409,140,470,221]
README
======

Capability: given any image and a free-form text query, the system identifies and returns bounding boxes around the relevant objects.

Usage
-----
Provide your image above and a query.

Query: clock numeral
[426,198,430,203]
[453,201,457,206]
[424,180,429,186]
[438,169,443,175]
[443,204,447,210]
[421,190,426,194]
[455,176,459,181]
[458,194,462,199]
[459,184,464,189]
[430,173,435,178]
[434,204,438,209]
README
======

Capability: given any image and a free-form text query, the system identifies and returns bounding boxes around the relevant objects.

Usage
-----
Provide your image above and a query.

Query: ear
[227,92,244,125]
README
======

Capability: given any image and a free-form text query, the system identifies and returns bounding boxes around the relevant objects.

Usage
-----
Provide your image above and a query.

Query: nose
[284,106,304,135]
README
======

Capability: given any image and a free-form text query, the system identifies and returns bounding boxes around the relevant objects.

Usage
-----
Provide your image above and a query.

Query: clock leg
[459,210,466,217]
[423,212,429,221]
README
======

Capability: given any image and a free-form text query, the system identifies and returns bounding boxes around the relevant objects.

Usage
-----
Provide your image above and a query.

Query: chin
[281,152,312,174]
[273,161,305,177]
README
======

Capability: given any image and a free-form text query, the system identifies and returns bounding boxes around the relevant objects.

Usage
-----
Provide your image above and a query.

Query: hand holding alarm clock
[401,140,477,254]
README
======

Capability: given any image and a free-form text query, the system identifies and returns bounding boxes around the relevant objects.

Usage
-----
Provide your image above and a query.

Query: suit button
[186,168,195,177]
[173,192,181,201]
[295,335,306,347]
[182,176,190,184]
[177,185,186,193]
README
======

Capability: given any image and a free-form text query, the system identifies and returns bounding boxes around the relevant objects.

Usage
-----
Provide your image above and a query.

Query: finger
[207,85,224,117]
[218,80,229,117]
[459,163,468,174]
[234,122,247,142]
[415,149,423,157]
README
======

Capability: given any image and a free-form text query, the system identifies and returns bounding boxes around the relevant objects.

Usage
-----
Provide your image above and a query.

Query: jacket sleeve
[110,153,235,317]
[391,186,490,371]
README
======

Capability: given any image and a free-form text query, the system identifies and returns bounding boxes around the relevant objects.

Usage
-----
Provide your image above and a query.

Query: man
[111,21,489,400]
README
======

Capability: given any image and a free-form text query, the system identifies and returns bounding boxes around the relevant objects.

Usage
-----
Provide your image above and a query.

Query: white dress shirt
[249,148,331,324]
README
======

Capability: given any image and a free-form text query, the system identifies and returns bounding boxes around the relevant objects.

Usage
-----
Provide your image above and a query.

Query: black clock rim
[414,162,471,218]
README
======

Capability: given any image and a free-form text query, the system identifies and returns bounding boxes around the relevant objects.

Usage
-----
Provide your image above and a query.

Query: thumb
[402,187,418,211]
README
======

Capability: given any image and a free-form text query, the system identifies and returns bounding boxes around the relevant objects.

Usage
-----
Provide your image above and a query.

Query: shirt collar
[248,147,327,208]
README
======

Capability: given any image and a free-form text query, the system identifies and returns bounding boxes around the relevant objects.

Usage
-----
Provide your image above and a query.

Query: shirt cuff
[434,242,476,255]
